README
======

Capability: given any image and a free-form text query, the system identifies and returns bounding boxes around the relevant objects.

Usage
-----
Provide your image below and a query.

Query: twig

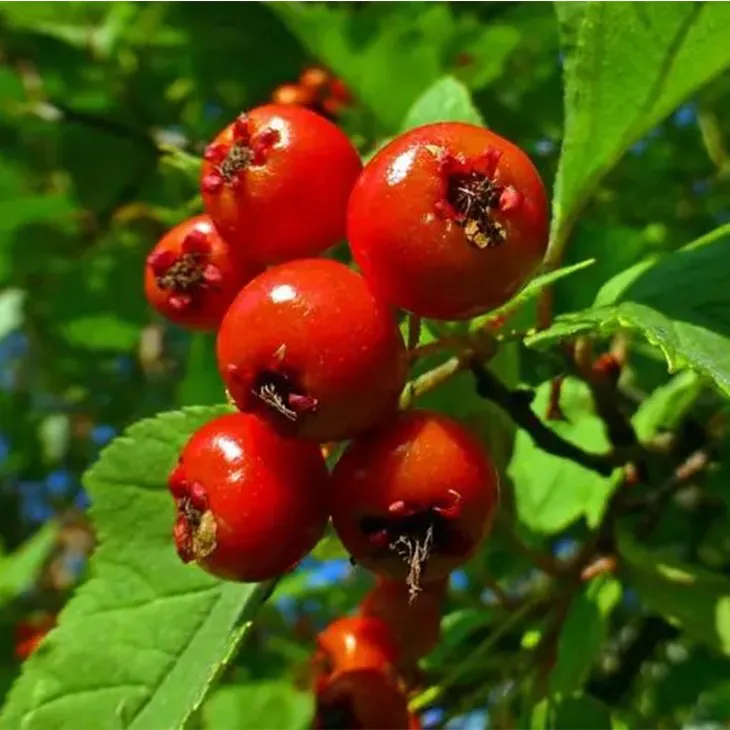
[399,355,469,409]
[469,360,618,476]
[408,335,470,362]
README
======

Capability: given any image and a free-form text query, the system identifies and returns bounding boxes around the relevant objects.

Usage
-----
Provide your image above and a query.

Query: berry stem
[398,354,470,410]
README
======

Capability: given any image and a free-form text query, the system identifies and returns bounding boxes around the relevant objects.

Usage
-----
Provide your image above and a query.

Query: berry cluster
[310,577,447,728]
[271,66,353,121]
[144,103,547,722]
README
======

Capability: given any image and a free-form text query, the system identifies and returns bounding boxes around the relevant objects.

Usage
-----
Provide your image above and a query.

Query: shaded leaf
[619,530,730,656]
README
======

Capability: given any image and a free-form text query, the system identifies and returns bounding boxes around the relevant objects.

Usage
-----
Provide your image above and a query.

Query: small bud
[181,229,210,255]
[188,481,208,512]
[167,466,189,500]
[203,143,228,163]
[232,114,251,141]
[476,147,502,177]
[147,249,177,276]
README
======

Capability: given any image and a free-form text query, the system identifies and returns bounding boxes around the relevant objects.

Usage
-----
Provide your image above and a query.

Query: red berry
[217,259,407,443]
[144,215,260,331]
[271,82,318,108]
[299,66,331,93]
[330,410,499,595]
[347,122,549,320]
[201,105,362,265]
[313,616,408,729]
[168,412,329,582]
[315,616,400,678]
[360,575,447,667]
[314,669,410,730]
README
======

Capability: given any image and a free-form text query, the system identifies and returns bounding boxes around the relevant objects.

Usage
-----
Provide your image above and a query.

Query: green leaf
[0,407,273,730]
[530,694,611,730]
[528,225,730,397]
[401,76,483,130]
[57,315,141,351]
[550,2,730,262]
[269,3,476,129]
[508,378,620,534]
[0,197,75,235]
[618,530,730,656]
[0,523,60,605]
[202,681,313,730]
[632,370,704,441]
[549,575,622,695]
[469,259,595,333]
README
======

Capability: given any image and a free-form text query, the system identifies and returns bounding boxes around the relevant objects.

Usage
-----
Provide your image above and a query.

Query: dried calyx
[360,490,463,602]
[440,147,523,250]
[147,230,222,312]
[250,369,319,426]
[168,466,217,562]
[202,113,280,193]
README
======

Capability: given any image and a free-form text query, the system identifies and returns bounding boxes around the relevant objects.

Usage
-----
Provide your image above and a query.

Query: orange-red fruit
[315,616,400,678]
[217,259,407,443]
[201,104,362,265]
[299,66,331,93]
[331,410,500,587]
[313,616,408,730]
[313,669,410,730]
[347,122,549,320]
[144,215,260,331]
[361,576,447,666]
[168,412,329,582]
[271,82,318,108]
[14,613,56,661]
